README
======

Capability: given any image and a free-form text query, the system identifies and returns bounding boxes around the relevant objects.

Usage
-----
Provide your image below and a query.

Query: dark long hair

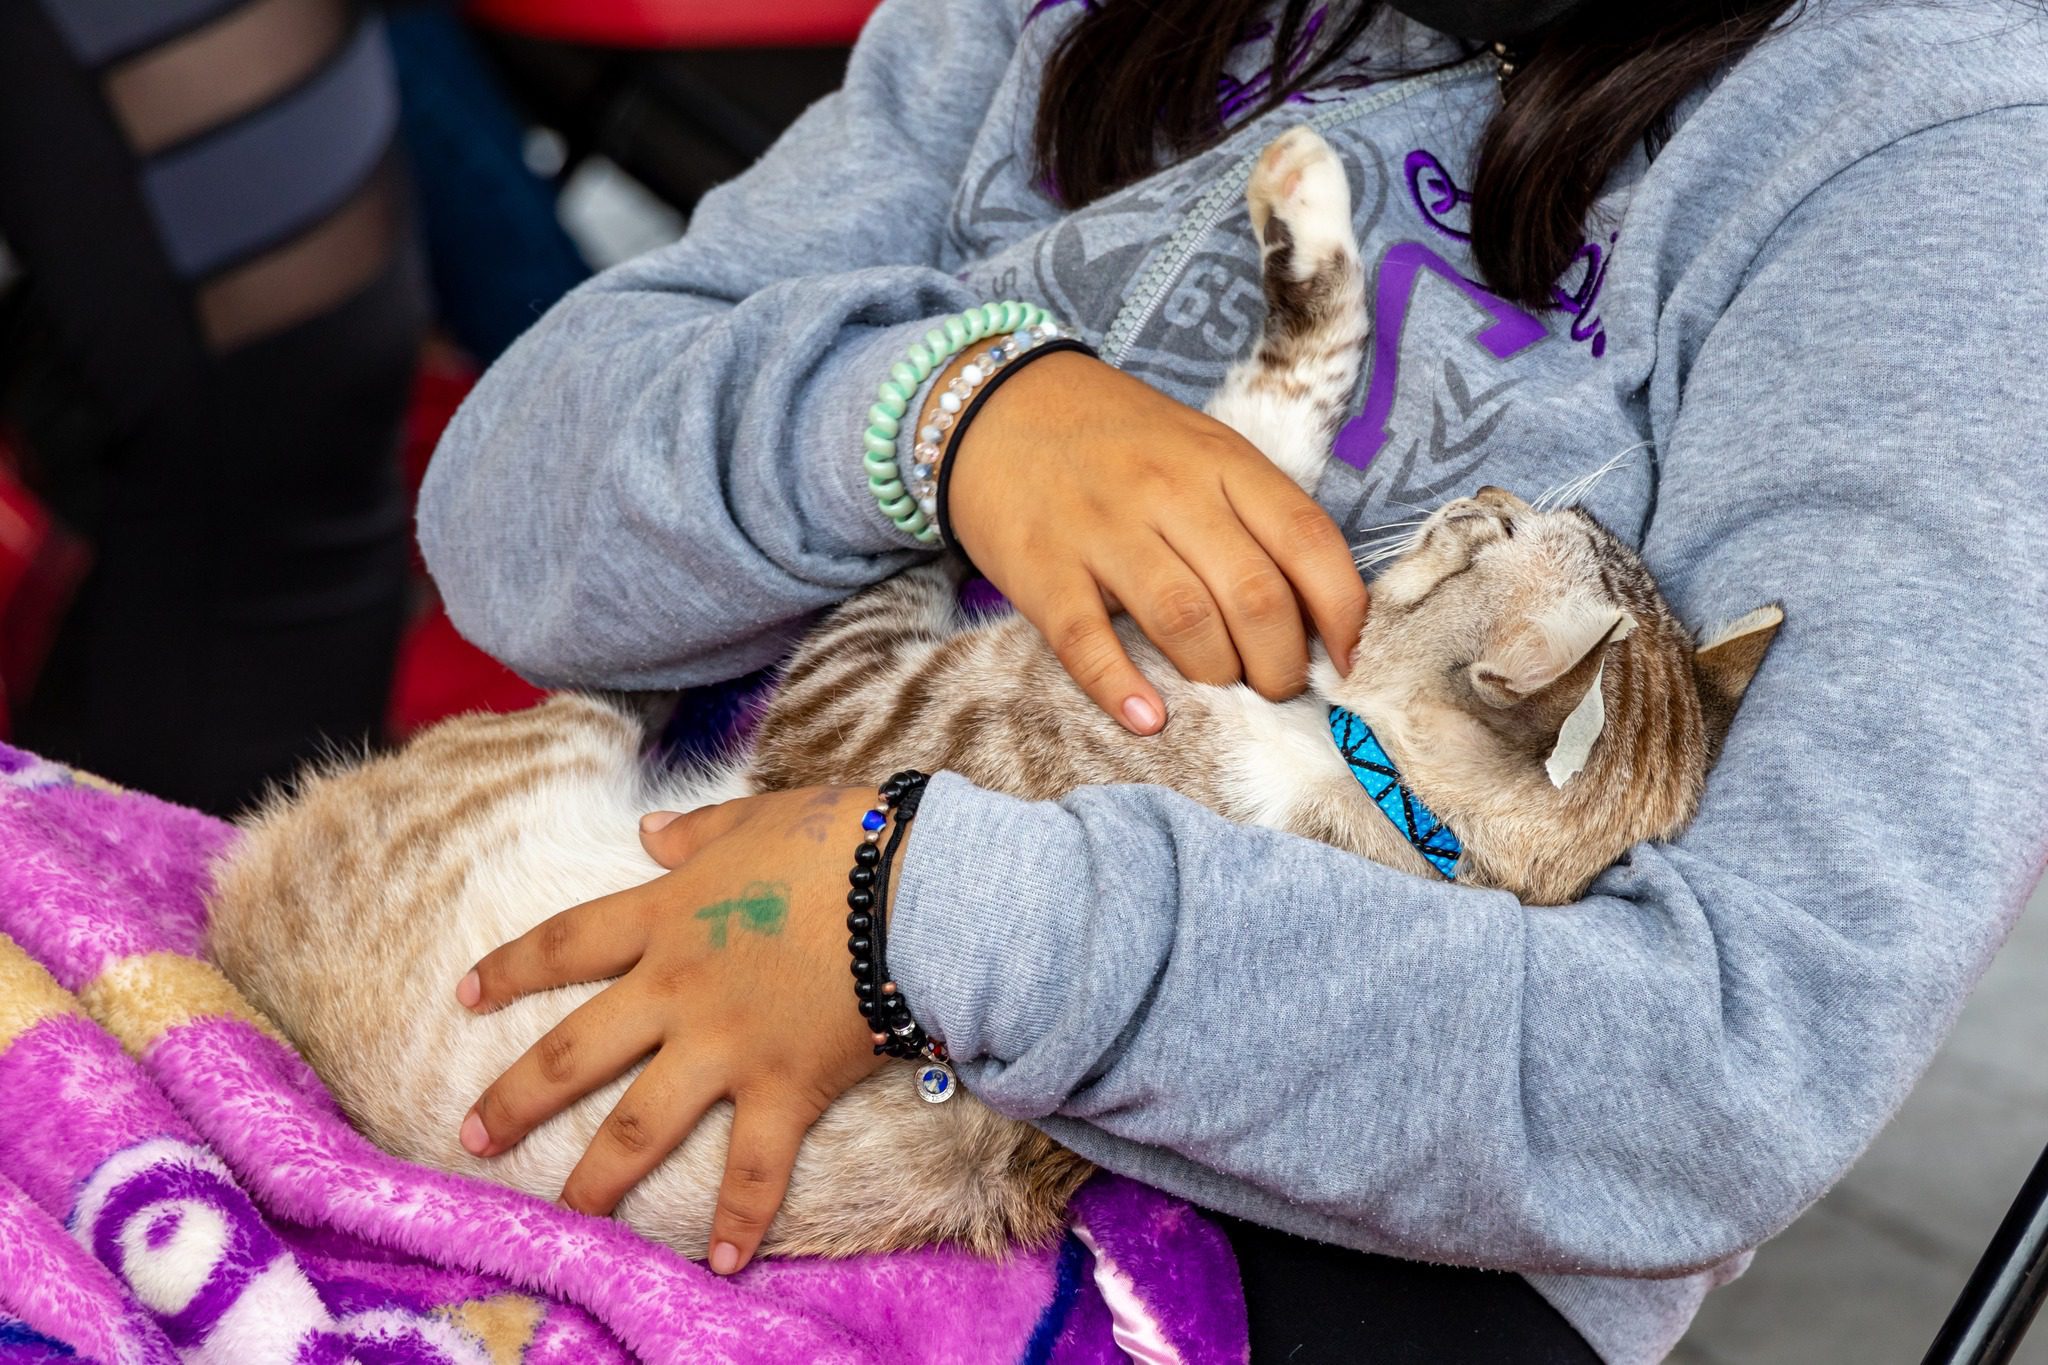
[1032,0,1799,306]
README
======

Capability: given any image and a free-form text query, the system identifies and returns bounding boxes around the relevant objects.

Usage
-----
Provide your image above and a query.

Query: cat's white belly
[309,744,1061,1260]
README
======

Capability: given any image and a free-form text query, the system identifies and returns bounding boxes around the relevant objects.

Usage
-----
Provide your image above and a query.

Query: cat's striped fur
[207,129,1781,1261]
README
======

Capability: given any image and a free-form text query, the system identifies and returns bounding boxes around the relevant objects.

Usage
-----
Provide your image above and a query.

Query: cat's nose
[1473,485,1527,511]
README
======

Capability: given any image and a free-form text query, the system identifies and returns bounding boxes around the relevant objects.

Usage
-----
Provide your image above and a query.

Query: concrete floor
[1672,879,2048,1364]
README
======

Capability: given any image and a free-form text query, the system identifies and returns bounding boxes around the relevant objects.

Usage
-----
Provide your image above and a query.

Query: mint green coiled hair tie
[864,301,1063,545]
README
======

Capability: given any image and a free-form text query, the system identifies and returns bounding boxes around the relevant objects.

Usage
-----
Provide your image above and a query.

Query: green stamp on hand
[694,881,790,948]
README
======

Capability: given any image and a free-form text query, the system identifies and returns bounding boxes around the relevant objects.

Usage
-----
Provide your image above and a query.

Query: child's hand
[455,786,886,1275]
[944,349,1367,734]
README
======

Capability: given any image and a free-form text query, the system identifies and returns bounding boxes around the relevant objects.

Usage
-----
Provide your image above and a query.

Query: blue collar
[1327,706,1462,881]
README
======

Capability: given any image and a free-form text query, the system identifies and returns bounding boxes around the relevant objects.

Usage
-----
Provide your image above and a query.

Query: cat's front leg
[1206,126,1369,496]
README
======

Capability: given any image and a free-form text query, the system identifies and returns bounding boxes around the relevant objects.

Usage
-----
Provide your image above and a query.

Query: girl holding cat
[416,1,2048,1359]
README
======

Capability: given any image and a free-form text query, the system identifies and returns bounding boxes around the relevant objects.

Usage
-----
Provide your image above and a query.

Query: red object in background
[466,0,881,48]
[0,437,93,736]
[387,599,545,738]
[0,444,92,739]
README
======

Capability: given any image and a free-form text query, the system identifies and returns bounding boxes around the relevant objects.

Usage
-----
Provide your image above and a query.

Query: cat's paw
[1247,126,1356,279]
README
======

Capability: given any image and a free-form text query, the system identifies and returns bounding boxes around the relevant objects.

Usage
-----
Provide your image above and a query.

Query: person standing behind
[0,0,427,812]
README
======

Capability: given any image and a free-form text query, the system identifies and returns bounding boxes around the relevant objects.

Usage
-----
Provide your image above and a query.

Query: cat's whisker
[1536,466,1604,511]
[1535,441,1652,511]
[1354,542,1420,570]
[1349,518,1431,545]
[1351,523,1429,567]
[1353,514,1434,534]
[1373,493,1450,517]
[1539,463,1608,510]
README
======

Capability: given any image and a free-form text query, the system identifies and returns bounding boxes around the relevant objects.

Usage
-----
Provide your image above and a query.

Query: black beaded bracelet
[847,770,956,1104]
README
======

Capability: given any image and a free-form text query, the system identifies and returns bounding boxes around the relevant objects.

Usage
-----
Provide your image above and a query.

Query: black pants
[0,0,425,813]
[1219,1215,1603,1363]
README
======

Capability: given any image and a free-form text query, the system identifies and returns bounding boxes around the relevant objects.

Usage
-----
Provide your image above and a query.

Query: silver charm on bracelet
[916,1059,958,1104]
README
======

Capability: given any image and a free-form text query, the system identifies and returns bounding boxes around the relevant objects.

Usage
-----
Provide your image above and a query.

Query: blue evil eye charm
[916,1061,957,1104]
[862,809,887,833]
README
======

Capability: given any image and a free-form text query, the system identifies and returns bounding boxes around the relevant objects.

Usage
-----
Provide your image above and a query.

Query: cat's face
[1324,486,1780,901]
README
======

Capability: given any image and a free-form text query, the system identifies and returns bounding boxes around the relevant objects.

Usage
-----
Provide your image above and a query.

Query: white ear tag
[1545,662,1607,788]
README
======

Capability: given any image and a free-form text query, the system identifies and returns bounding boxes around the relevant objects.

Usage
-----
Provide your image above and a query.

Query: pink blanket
[0,744,1246,1364]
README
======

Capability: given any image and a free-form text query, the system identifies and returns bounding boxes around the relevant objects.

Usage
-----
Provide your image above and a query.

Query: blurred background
[0,0,872,814]
[0,3,2039,1359]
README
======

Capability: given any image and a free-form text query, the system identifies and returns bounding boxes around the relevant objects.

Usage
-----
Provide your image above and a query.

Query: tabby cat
[208,128,1781,1261]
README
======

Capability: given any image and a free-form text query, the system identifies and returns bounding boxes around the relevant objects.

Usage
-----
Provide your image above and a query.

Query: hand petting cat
[453,785,884,1277]
[946,347,1370,734]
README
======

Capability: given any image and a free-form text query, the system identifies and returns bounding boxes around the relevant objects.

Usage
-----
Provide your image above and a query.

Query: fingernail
[1121,695,1162,734]
[456,970,481,1009]
[460,1110,489,1156]
[640,810,682,834]
[709,1241,741,1275]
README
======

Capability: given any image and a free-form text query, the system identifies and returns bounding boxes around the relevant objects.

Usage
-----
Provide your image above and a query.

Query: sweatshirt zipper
[1101,54,1493,367]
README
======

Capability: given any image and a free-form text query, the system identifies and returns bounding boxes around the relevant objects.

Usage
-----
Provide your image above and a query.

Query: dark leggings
[1218,1214,1604,1363]
[0,0,425,813]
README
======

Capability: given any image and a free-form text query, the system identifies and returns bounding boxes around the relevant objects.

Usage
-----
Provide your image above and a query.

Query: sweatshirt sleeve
[417,0,1025,689]
[888,107,2048,1276]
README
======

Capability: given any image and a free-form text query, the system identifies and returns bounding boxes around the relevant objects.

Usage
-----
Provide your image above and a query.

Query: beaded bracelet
[846,770,956,1103]
[863,302,1061,546]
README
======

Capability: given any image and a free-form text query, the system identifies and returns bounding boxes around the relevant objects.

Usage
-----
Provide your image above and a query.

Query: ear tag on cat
[1545,616,1632,789]
[1545,662,1608,788]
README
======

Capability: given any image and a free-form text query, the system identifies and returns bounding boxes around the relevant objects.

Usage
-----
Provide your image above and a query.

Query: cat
[207,127,1781,1262]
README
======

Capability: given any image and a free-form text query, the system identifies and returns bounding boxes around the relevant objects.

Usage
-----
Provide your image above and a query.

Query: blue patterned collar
[1327,706,1462,881]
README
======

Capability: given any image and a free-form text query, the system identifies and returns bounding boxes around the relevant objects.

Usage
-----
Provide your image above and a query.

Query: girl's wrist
[937,344,1105,567]
[926,333,1098,556]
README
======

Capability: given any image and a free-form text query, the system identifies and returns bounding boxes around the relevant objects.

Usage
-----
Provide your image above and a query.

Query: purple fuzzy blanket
[0,743,1246,1364]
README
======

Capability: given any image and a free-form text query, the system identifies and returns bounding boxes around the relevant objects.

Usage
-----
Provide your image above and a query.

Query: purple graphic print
[1403,146,1616,357]
[1405,148,1474,241]
[1218,6,1329,120]
[1333,241,1547,470]
[1554,234,1618,358]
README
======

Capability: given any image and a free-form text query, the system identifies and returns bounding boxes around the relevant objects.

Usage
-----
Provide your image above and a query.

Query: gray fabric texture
[417,2,2048,1359]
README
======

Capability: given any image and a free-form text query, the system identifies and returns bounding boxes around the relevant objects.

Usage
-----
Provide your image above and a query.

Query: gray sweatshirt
[417,2,2048,1358]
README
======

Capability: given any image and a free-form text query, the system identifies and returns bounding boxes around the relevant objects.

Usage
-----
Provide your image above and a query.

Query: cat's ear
[1469,605,1632,713]
[1468,605,1633,766]
[1693,605,1784,757]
